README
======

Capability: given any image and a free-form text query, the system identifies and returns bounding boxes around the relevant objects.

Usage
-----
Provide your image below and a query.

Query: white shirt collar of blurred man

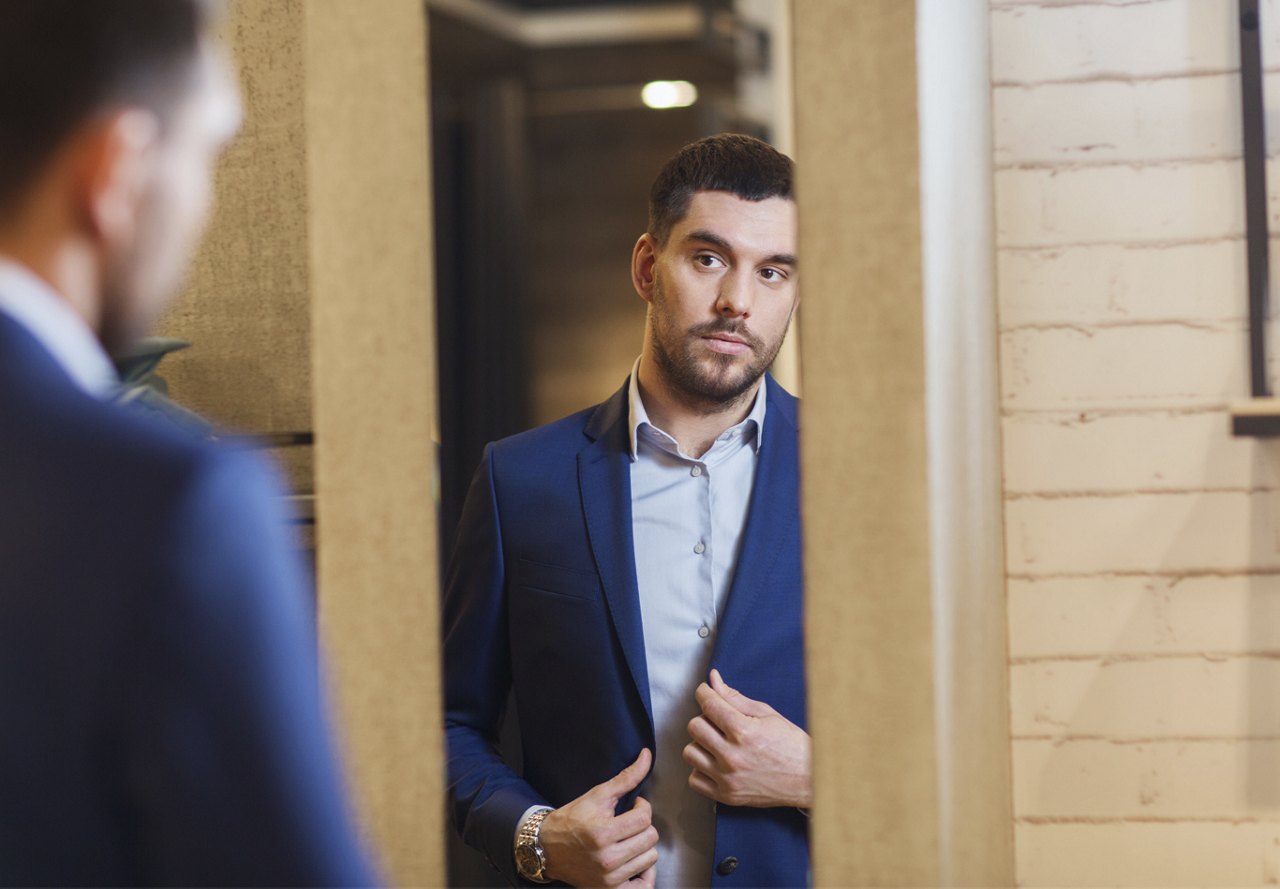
[0,257,116,398]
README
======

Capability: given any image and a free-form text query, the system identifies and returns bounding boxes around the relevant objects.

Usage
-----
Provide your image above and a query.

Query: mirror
[426,2,798,884]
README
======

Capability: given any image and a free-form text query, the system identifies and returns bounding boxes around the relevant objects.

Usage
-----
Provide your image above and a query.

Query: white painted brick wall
[995,161,1254,249]
[1008,573,1280,665]
[991,0,1277,85]
[1006,490,1280,575]
[994,74,1265,167]
[1001,322,1248,410]
[1002,412,1256,493]
[1009,658,1280,737]
[1016,823,1280,888]
[1013,739,1280,817]
[997,242,1245,327]
[991,0,1280,884]
[1008,575,1280,659]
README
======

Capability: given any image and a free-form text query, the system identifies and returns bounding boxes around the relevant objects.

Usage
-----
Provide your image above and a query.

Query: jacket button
[716,856,739,876]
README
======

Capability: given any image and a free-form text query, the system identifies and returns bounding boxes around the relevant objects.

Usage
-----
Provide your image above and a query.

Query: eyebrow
[685,228,797,268]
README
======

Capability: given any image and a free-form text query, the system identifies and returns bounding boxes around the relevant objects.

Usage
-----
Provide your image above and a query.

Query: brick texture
[991,1,1280,884]
[991,0,1279,85]
[1001,322,1248,410]
[996,161,1254,248]
[997,241,1246,327]
[1013,738,1280,817]
[1008,574,1280,659]
[1002,412,1258,493]
[1015,823,1280,888]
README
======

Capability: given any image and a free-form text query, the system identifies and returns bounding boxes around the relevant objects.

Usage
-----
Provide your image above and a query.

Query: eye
[694,253,725,269]
[759,267,788,282]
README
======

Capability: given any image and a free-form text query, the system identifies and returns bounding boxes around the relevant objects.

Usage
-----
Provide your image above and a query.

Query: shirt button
[690,465,703,477]
[693,541,706,554]
[698,625,710,638]
[716,856,739,876]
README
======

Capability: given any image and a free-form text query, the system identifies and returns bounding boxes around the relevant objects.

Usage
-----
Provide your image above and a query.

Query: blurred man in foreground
[0,1,377,884]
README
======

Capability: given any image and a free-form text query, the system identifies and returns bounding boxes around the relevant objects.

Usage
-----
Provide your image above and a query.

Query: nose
[715,271,752,318]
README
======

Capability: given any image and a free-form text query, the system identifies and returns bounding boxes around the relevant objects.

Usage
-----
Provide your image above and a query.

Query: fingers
[602,793,654,844]
[607,844,659,887]
[602,798,659,887]
[684,736,725,803]
[603,820,659,880]
[710,669,775,718]
[687,768,721,801]
[695,682,749,738]
[600,747,652,800]
[686,721,727,767]
[682,739,717,774]
[629,863,658,887]
[541,788,658,886]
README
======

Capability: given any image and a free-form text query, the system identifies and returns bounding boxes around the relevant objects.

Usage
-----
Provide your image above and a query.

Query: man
[0,1,376,884]
[445,133,809,888]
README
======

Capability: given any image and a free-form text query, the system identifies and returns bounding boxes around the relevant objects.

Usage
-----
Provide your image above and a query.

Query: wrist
[793,774,813,809]
[514,806,553,883]
[794,777,813,809]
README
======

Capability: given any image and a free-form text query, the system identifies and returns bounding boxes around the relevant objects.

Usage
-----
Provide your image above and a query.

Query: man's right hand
[537,748,659,887]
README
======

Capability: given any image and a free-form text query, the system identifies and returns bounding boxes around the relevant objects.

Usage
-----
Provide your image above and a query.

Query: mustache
[688,318,764,350]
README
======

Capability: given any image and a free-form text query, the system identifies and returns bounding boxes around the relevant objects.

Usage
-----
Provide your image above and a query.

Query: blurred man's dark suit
[0,301,375,886]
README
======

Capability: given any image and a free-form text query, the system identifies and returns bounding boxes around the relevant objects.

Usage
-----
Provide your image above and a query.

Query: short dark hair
[647,133,794,246]
[0,0,217,212]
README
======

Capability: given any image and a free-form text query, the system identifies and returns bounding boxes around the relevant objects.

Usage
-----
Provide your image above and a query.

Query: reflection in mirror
[427,2,797,885]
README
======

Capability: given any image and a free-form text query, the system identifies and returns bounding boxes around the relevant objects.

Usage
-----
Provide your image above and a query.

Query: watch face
[515,844,540,875]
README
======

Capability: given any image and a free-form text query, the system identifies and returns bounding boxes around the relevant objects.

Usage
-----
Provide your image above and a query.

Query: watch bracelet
[515,807,553,883]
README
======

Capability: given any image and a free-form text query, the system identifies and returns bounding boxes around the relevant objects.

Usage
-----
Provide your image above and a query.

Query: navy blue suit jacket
[443,375,808,887]
[0,312,376,886]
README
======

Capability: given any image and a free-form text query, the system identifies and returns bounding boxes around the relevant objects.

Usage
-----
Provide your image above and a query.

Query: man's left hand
[682,669,812,809]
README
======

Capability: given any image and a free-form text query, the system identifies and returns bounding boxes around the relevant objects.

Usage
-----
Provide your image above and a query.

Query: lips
[703,334,752,355]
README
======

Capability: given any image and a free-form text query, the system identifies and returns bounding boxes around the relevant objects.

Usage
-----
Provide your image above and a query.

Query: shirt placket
[691,457,715,643]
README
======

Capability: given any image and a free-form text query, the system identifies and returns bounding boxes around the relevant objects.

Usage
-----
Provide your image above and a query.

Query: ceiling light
[641,80,698,110]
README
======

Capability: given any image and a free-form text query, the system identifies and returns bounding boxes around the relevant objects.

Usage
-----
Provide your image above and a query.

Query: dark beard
[647,271,792,412]
[651,316,770,409]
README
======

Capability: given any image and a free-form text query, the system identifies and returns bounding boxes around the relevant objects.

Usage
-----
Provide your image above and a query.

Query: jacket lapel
[578,381,655,734]
[712,376,801,662]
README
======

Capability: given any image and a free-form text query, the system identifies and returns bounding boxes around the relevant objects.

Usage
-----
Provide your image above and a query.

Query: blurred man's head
[0,0,241,355]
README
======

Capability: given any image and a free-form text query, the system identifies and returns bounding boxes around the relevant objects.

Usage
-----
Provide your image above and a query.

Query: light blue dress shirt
[627,359,766,889]
[0,258,117,398]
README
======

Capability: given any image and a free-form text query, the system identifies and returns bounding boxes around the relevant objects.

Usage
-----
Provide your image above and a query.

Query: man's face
[642,190,798,409]
[99,46,241,355]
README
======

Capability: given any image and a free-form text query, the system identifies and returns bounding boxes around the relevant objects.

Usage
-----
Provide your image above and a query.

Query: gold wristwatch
[514,808,552,883]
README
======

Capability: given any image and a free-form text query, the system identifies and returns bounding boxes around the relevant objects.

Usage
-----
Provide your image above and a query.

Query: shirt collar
[626,356,767,462]
[0,258,117,398]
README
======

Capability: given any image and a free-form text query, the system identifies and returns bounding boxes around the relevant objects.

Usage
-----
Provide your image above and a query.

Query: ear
[630,233,659,304]
[74,109,161,245]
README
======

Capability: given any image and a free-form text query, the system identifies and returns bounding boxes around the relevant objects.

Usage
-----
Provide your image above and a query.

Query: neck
[0,221,101,337]
[635,351,761,458]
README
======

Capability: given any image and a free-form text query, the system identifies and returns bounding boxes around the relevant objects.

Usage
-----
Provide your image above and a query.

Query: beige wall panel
[306,2,442,885]
[793,4,940,886]
[159,0,311,436]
